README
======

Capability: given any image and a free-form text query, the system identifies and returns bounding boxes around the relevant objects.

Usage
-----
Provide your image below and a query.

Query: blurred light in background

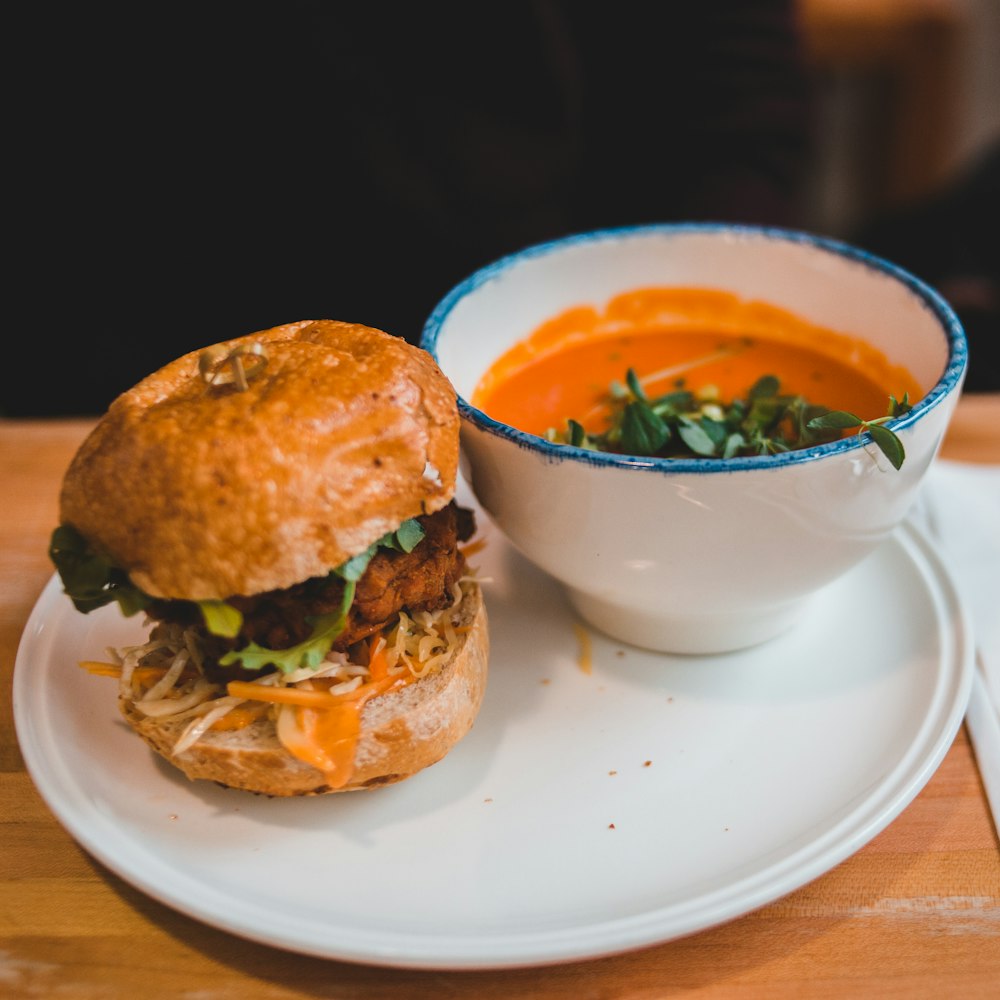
[797,0,1000,236]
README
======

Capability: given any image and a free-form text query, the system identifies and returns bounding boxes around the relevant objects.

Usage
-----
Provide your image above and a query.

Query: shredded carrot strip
[79,662,185,685]
[460,538,488,557]
[226,681,342,708]
[226,673,405,710]
[79,661,122,677]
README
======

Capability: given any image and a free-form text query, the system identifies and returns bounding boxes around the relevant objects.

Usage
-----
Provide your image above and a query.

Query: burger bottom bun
[120,585,488,796]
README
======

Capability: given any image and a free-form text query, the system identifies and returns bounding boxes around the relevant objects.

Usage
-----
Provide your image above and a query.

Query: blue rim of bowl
[421,222,968,473]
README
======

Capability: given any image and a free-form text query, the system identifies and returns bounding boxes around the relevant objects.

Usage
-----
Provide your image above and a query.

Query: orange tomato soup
[472,287,921,438]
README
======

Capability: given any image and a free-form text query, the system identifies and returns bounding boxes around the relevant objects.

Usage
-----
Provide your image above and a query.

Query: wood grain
[2,397,998,999]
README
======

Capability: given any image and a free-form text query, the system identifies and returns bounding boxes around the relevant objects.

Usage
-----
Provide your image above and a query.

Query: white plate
[13,499,973,970]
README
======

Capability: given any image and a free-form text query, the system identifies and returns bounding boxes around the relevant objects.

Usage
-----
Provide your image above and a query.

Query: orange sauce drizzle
[278,673,412,788]
[209,702,270,730]
[227,640,413,789]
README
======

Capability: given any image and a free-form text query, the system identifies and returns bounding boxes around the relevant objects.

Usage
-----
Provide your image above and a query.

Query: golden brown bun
[119,584,488,796]
[59,320,460,599]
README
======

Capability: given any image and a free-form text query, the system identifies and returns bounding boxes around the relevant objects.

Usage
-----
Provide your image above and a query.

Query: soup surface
[472,287,922,453]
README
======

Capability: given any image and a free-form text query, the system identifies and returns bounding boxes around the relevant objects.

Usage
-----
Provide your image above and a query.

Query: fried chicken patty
[148,502,475,681]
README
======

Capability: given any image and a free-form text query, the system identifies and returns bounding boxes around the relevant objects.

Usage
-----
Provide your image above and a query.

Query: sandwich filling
[146,501,475,681]
[60,502,481,789]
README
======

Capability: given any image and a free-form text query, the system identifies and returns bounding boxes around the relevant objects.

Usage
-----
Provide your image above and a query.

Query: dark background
[8,1,996,416]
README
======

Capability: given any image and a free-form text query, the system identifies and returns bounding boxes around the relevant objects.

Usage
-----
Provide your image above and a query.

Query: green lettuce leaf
[219,580,356,674]
[49,525,151,617]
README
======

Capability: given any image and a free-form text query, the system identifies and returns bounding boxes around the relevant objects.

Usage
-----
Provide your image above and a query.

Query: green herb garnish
[805,392,912,470]
[546,370,909,468]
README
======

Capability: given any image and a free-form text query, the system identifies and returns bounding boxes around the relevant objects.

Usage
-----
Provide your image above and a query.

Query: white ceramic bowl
[422,224,967,654]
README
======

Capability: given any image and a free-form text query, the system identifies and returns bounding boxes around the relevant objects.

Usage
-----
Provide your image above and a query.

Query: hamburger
[48,319,488,796]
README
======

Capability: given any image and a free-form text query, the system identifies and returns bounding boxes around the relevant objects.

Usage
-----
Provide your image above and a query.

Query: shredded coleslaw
[90,580,477,759]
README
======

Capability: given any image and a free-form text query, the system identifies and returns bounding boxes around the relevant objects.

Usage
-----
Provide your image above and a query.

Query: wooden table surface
[3,397,999,999]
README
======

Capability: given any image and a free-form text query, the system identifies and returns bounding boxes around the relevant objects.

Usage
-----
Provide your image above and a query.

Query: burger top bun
[59,320,460,600]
